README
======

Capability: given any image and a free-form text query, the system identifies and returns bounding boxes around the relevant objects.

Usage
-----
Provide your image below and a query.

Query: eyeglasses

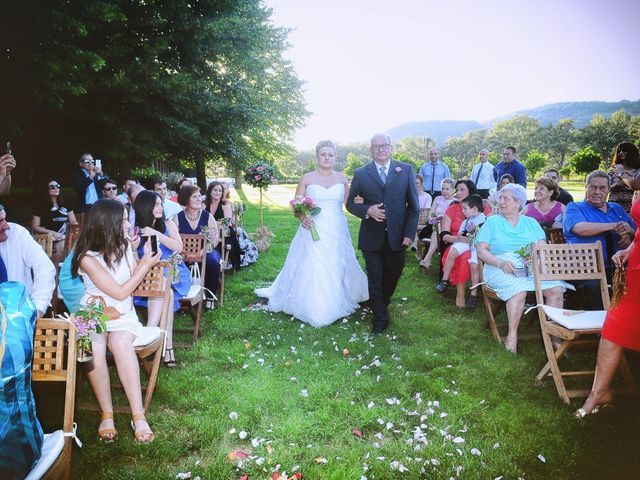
[48,183,61,189]
[103,186,117,191]
[373,143,391,150]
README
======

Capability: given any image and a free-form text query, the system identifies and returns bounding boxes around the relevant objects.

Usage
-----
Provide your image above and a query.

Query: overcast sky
[265,0,640,149]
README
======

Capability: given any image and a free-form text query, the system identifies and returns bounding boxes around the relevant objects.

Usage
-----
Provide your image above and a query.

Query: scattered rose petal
[229,427,236,434]
[537,454,546,463]
[452,437,465,444]
[493,442,500,449]
[266,444,273,454]
[470,448,481,456]
[352,428,363,438]
[300,389,309,398]
[239,431,248,439]
[229,412,238,420]
[343,348,350,356]
[314,457,328,464]
[176,473,192,479]
[367,401,375,408]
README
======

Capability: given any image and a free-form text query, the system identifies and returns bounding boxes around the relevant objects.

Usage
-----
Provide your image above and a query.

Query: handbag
[86,295,122,321]
[190,262,201,286]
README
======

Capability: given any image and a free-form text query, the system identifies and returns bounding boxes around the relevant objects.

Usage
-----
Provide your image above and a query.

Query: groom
[347,134,420,334]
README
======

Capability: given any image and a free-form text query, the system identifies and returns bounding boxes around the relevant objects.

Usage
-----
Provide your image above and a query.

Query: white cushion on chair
[133,326,162,347]
[538,305,606,330]
[25,430,64,480]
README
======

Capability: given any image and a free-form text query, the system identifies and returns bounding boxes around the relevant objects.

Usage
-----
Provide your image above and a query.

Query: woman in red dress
[576,193,640,417]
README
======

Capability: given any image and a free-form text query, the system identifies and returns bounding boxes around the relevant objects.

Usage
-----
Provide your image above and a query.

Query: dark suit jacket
[73,168,105,213]
[347,159,420,251]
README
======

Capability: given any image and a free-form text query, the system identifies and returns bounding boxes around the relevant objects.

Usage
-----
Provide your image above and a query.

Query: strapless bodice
[306,183,344,217]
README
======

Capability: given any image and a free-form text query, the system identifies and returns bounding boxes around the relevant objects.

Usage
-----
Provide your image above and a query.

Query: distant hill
[386,99,640,144]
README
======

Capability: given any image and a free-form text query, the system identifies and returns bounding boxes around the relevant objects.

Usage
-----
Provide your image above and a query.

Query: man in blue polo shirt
[564,170,635,309]
[418,147,451,198]
[493,146,527,188]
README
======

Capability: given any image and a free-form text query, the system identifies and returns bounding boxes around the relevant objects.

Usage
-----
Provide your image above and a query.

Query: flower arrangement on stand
[72,305,108,362]
[244,161,277,251]
[514,243,533,277]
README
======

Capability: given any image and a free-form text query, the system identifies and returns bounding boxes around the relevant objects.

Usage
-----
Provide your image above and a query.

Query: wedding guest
[0,151,16,195]
[575,195,640,417]
[544,169,574,206]
[493,146,527,188]
[173,184,221,303]
[205,181,241,271]
[134,190,190,367]
[117,177,138,204]
[72,199,161,443]
[412,174,433,251]
[419,178,455,270]
[73,153,106,213]
[221,182,259,267]
[469,148,496,199]
[152,179,183,220]
[564,171,635,309]
[522,177,565,228]
[0,205,55,316]
[608,141,640,213]
[488,173,514,213]
[170,178,193,202]
[32,179,78,262]
[436,194,486,310]
[439,180,492,308]
[476,184,565,353]
[418,147,451,198]
[100,178,119,201]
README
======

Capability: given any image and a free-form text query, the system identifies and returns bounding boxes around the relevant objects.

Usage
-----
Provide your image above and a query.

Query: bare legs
[421,231,439,268]
[84,331,153,441]
[579,337,621,414]
[147,290,174,350]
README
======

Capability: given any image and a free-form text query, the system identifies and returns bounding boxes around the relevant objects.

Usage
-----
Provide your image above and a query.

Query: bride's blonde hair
[315,140,337,155]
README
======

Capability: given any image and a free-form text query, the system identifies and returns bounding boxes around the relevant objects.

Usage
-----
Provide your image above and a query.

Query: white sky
[266,0,640,149]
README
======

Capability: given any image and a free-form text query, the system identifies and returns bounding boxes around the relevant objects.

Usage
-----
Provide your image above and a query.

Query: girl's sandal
[97,411,118,443]
[130,412,155,443]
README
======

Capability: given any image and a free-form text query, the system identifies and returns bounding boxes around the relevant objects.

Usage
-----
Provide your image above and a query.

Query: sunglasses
[48,183,61,189]
[103,186,117,191]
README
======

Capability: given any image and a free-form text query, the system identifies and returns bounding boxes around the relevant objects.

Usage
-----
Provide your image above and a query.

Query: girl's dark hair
[454,179,478,198]
[499,173,514,186]
[134,190,165,232]
[612,141,640,169]
[204,181,226,211]
[72,199,126,276]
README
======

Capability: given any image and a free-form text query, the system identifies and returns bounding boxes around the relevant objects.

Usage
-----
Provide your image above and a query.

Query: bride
[255,140,369,327]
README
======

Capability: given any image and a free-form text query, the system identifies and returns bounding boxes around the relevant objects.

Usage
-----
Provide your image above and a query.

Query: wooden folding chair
[78,261,171,413]
[217,220,231,306]
[544,227,566,244]
[62,224,81,258]
[176,234,207,346]
[531,242,638,404]
[33,233,54,258]
[27,318,78,480]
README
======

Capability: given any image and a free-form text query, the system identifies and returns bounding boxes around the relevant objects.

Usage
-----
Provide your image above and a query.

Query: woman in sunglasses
[609,142,640,213]
[32,179,78,262]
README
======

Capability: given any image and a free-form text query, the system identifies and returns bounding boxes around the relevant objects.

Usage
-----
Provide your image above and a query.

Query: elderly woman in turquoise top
[476,183,567,353]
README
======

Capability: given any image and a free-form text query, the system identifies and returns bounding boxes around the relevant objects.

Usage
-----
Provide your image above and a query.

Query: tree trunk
[234,167,243,189]
[195,157,207,191]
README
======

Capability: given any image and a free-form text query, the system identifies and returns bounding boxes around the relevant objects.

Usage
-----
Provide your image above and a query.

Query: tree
[540,118,577,168]
[486,116,542,159]
[343,153,365,177]
[578,110,640,166]
[570,147,601,178]
[523,149,548,179]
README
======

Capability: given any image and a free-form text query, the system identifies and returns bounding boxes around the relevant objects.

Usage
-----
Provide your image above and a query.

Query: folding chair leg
[143,347,163,412]
[482,294,502,342]
[541,333,571,404]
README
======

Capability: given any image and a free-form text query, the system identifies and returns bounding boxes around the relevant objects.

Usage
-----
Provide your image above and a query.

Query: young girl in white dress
[255,140,369,327]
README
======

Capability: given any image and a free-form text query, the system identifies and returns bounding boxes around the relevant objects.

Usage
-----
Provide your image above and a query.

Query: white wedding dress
[255,183,369,327]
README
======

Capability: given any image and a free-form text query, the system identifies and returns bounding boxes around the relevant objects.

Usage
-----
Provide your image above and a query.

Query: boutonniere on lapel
[395,166,402,173]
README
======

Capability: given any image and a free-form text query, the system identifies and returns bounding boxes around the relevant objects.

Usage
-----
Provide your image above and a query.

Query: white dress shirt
[470,161,497,192]
[0,223,56,314]
[162,198,183,220]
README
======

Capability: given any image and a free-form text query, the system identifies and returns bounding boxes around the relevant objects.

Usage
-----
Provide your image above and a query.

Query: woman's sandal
[164,348,176,368]
[97,411,118,443]
[574,403,613,419]
[130,412,155,443]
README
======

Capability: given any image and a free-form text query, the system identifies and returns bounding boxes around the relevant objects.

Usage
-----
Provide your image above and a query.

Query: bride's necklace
[186,209,201,222]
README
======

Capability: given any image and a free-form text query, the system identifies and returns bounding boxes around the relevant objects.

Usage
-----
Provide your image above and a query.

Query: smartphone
[5,142,10,155]
[95,159,102,169]
[150,235,159,255]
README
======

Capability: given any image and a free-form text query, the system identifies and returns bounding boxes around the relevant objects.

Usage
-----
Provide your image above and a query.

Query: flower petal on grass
[537,454,546,463]
[314,457,328,464]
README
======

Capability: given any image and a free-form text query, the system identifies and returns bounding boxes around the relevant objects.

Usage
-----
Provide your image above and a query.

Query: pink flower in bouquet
[255,174,262,180]
[257,165,264,171]
[290,195,322,241]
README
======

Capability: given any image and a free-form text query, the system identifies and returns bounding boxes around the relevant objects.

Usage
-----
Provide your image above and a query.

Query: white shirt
[0,223,56,314]
[470,161,497,191]
[162,198,183,220]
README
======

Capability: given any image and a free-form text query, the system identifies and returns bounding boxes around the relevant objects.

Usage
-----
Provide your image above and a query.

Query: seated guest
[134,191,190,367]
[412,175,433,251]
[576,196,640,417]
[608,141,640,213]
[152,179,183,220]
[544,168,574,206]
[72,199,161,443]
[32,179,78,263]
[117,177,138,204]
[100,177,119,201]
[170,178,193,202]
[522,176,565,228]
[476,184,566,353]
[564,170,635,309]
[436,194,486,309]
[488,173,514,213]
[439,180,492,308]
[173,185,221,304]
[125,183,145,235]
[206,181,241,271]
[0,205,56,315]
[419,178,455,269]
[221,182,259,267]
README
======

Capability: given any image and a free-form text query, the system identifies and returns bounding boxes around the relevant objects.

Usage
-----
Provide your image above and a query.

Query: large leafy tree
[485,116,542,160]
[0,0,308,189]
[540,118,577,169]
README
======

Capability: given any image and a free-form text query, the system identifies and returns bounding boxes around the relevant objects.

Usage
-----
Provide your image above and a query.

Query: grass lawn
[64,183,639,480]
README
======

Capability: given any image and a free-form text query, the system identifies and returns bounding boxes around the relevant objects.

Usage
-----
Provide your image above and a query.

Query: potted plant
[72,305,108,362]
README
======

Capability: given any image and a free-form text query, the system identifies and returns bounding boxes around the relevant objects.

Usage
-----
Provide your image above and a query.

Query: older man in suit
[347,134,420,334]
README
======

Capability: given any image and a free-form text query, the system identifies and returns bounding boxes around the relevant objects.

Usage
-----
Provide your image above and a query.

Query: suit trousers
[362,235,406,327]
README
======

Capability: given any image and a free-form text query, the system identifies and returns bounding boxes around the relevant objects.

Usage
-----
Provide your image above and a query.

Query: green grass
[67,184,639,480]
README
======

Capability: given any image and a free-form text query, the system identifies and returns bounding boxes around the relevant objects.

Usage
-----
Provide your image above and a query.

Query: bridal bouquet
[290,196,321,241]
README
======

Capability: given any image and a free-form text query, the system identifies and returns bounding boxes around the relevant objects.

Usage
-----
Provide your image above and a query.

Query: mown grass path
[70,184,638,480]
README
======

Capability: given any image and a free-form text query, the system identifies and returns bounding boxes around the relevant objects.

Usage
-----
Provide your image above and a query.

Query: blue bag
[0,281,44,479]
[58,250,85,314]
